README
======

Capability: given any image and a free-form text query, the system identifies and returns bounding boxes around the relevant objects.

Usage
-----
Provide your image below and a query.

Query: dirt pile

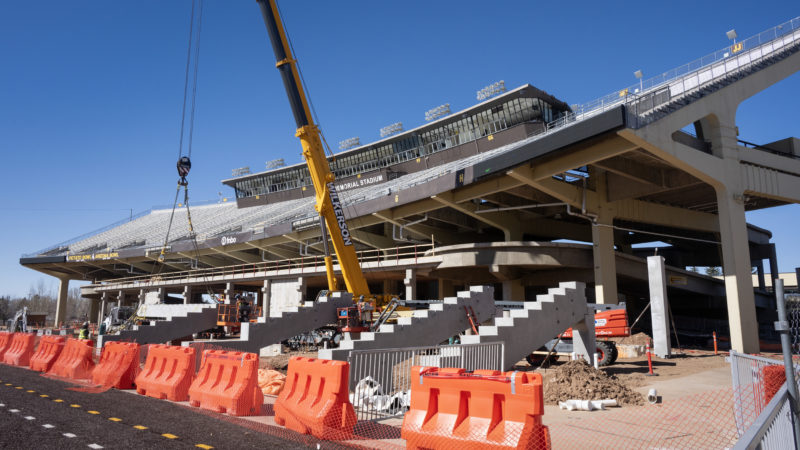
[260,350,317,374]
[614,332,651,347]
[543,360,644,406]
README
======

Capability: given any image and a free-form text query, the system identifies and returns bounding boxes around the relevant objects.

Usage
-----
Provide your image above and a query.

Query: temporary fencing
[2,333,36,366]
[47,338,95,380]
[0,332,13,360]
[401,367,550,450]
[188,350,263,416]
[29,335,65,372]
[274,356,357,440]
[91,341,140,389]
[135,344,195,401]
[348,342,504,421]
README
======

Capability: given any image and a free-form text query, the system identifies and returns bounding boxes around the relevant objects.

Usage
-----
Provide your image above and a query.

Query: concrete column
[137,289,146,308]
[54,277,69,328]
[98,292,109,326]
[88,298,99,325]
[261,279,271,318]
[117,291,126,307]
[224,283,234,304]
[182,285,192,305]
[502,279,525,301]
[756,260,766,290]
[716,187,759,353]
[404,269,417,300]
[438,278,455,300]
[571,307,597,365]
[647,256,672,358]
[591,218,618,304]
[295,277,306,304]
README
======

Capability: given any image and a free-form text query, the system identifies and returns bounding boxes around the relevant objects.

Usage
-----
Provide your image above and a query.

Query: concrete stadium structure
[20,17,800,353]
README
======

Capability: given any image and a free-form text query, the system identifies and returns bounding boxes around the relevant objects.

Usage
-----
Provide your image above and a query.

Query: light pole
[726,29,738,44]
[634,70,643,93]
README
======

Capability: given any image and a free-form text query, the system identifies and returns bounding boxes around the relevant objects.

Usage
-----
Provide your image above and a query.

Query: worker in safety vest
[78,322,90,340]
[237,295,251,323]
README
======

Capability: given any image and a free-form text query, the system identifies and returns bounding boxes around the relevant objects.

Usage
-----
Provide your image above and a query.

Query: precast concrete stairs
[318,285,496,361]
[199,291,353,353]
[99,304,218,347]
[460,281,588,370]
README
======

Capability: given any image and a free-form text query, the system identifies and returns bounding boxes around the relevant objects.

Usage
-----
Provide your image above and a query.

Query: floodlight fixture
[726,29,738,42]
[425,103,451,121]
[380,122,404,137]
[231,166,251,177]
[476,80,507,101]
[339,136,361,150]
[265,158,285,169]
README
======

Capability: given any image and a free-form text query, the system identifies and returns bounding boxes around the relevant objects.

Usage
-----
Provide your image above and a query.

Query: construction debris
[544,360,644,406]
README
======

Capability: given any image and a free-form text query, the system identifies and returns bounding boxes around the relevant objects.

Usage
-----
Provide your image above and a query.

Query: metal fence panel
[347,342,504,422]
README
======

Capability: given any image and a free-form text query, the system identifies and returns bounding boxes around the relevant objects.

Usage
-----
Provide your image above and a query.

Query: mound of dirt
[613,332,652,347]
[543,360,644,406]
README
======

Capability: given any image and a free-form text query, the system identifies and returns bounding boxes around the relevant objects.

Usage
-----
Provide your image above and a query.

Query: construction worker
[78,322,90,340]
[237,295,251,323]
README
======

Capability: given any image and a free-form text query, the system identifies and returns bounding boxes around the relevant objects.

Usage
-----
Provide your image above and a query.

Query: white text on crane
[327,182,353,246]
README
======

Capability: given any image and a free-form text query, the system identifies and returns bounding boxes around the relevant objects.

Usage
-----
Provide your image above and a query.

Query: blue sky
[1,1,798,297]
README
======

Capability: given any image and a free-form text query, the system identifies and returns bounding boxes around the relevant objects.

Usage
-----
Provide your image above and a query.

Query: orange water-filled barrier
[135,344,195,401]
[47,338,95,380]
[274,356,356,440]
[401,367,551,450]
[188,350,263,416]
[92,341,140,389]
[29,335,65,372]
[3,333,36,367]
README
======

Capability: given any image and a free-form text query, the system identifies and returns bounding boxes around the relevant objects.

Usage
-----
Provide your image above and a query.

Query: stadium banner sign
[67,252,120,262]
[334,169,388,192]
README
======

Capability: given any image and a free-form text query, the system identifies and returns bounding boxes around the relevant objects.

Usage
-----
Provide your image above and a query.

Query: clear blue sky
[1,1,798,297]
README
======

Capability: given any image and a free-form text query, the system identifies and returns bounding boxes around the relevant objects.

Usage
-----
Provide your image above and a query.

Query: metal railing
[347,341,504,421]
[91,242,437,289]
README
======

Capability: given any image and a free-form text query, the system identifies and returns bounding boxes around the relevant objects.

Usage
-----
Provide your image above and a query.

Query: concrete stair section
[318,285,496,361]
[98,304,218,347]
[460,281,588,370]
[198,291,353,354]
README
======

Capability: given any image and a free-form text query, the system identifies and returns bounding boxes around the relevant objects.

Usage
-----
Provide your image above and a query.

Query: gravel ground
[0,364,313,450]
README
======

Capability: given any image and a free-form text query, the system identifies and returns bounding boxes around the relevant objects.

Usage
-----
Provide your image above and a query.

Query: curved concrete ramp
[318,285,496,361]
[461,281,588,370]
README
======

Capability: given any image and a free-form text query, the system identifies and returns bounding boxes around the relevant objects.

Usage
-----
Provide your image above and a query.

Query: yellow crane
[255,0,372,301]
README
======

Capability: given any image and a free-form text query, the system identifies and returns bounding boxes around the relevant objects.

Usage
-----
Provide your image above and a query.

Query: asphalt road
[0,364,316,450]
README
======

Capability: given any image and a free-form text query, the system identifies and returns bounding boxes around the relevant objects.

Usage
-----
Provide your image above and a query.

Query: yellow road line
[133,425,148,430]
[162,433,178,440]
[70,404,81,408]
[39,394,49,398]
[109,417,122,422]
[26,390,34,393]
[196,445,214,449]
[53,399,64,403]
[88,411,100,415]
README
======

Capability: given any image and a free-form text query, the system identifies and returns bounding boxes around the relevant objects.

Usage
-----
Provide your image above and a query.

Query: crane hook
[177,156,192,186]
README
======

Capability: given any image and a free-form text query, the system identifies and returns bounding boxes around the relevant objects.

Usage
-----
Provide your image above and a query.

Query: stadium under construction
[19,15,800,360]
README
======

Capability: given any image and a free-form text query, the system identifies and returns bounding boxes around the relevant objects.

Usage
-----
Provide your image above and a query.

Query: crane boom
[256,0,371,299]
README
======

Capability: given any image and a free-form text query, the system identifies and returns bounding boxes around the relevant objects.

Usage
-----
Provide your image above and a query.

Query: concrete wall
[269,278,304,316]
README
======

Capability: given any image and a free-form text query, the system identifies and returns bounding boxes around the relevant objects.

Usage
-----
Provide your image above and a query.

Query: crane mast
[256,0,371,300]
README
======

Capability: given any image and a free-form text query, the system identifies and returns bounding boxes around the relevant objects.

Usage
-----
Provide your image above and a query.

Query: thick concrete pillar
[117,291,126,307]
[137,289,146,308]
[404,269,417,300]
[182,285,192,305]
[716,187,759,353]
[571,307,597,365]
[502,279,525,301]
[438,278,455,300]
[591,218,618,304]
[54,277,69,328]
[98,292,109,326]
[88,298,99,325]
[647,256,672,358]
[261,279,271,318]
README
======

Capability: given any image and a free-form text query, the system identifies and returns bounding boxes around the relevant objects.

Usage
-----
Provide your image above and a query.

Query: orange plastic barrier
[47,338,95,380]
[274,356,356,440]
[401,367,551,450]
[29,335,65,372]
[762,365,786,406]
[135,344,195,401]
[0,332,13,361]
[188,350,263,416]
[3,333,36,367]
[91,342,140,389]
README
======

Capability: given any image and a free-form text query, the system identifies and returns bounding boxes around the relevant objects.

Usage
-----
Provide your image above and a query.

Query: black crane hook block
[177,156,192,186]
